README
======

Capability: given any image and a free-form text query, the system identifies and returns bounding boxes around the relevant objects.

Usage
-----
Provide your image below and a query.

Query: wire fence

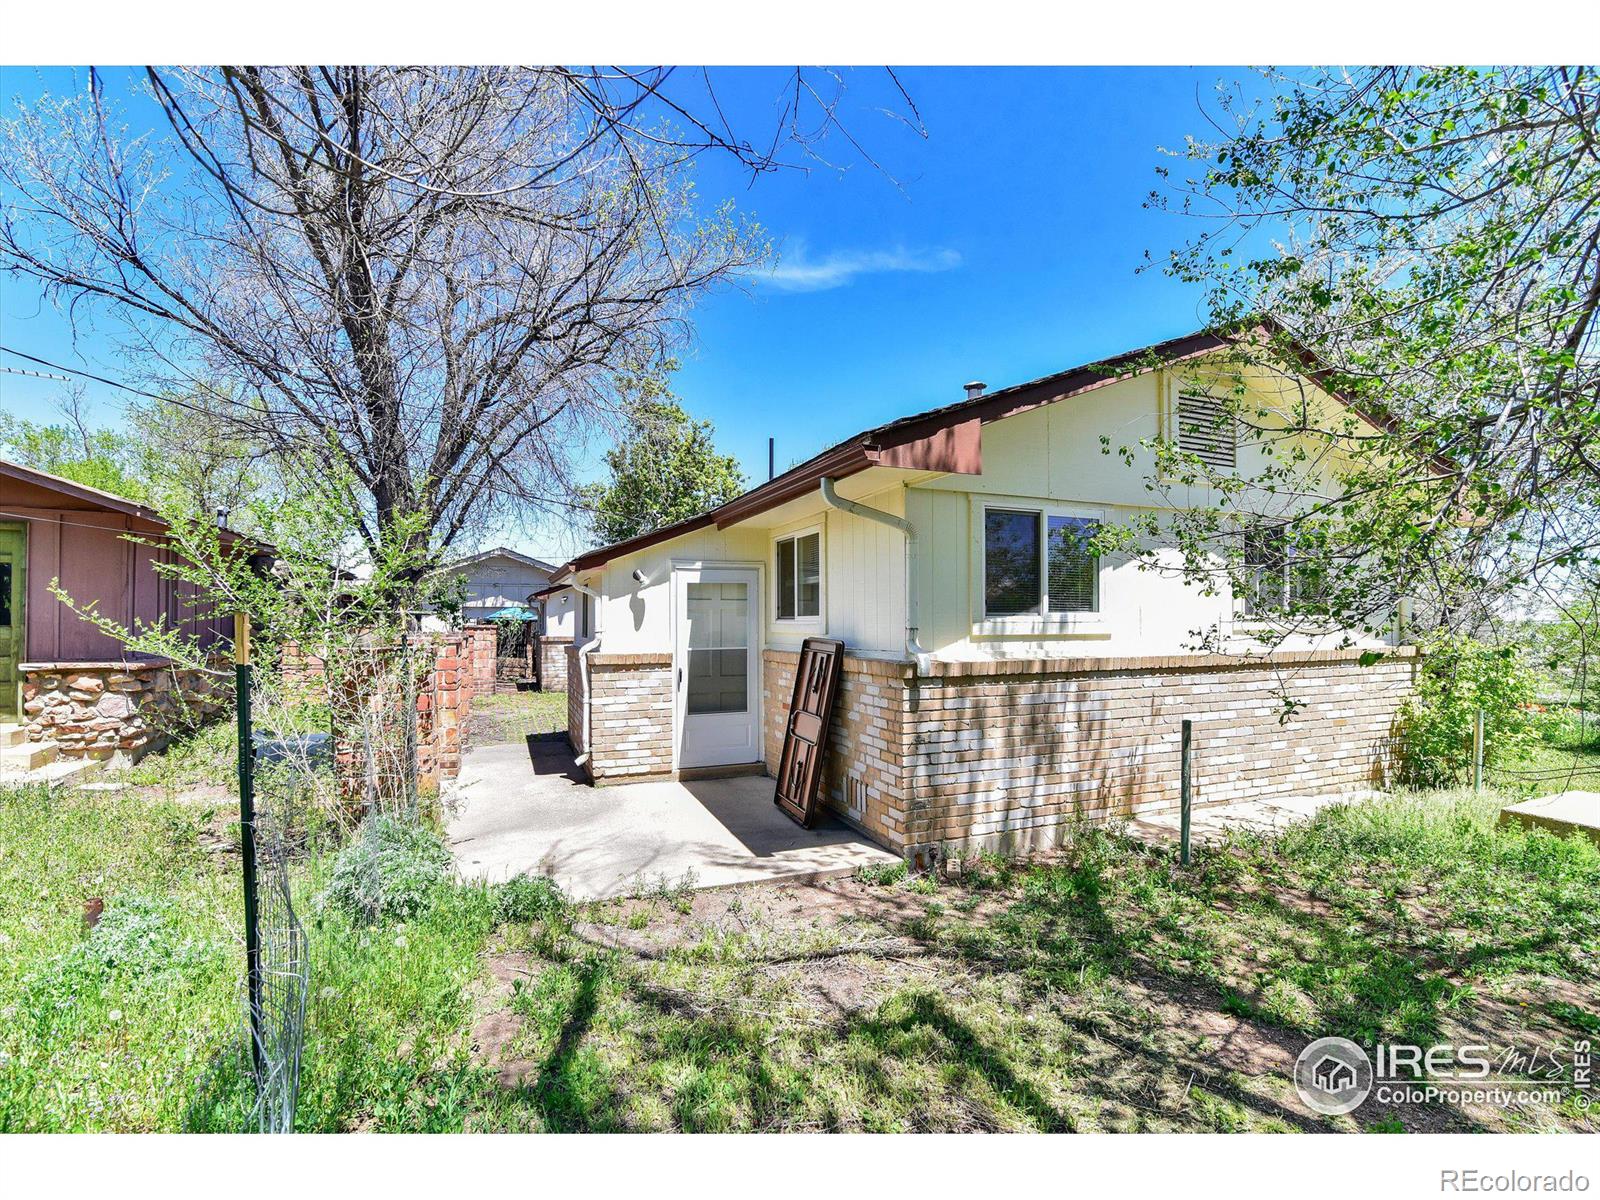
[234,631,427,1131]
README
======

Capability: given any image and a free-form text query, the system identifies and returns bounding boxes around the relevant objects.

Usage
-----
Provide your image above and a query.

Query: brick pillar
[586,653,673,783]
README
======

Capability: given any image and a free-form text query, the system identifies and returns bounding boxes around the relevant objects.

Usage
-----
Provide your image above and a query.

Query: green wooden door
[0,524,24,718]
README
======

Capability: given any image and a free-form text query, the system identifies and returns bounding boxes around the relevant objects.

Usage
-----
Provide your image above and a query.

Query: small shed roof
[0,457,264,552]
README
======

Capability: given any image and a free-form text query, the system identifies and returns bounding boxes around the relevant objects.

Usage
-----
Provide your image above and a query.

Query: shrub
[323,816,454,923]
[1395,633,1545,787]
[494,874,566,924]
[24,893,227,1039]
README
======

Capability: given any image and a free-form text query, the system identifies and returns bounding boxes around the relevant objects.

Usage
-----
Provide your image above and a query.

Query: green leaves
[579,365,747,546]
[1149,66,1600,642]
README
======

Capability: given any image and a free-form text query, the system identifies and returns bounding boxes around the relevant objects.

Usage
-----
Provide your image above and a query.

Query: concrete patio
[1124,790,1381,846]
[446,734,898,900]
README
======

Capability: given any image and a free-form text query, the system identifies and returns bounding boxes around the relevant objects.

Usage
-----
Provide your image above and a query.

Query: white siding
[576,359,1382,667]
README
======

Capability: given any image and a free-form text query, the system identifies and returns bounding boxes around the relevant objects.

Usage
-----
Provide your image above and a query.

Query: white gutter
[567,576,604,766]
[820,477,932,673]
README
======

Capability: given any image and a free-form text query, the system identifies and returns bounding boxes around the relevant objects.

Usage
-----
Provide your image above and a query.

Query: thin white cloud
[763,241,963,293]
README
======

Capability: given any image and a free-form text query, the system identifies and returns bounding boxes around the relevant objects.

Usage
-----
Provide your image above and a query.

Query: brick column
[539,636,573,692]
[586,652,674,784]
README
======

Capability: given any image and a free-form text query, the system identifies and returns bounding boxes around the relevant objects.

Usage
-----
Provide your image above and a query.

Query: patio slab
[1499,791,1600,845]
[1125,790,1380,846]
[446,735,899,900]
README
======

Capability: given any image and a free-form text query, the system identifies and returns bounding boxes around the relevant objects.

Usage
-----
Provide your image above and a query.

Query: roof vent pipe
[963,381,986,400]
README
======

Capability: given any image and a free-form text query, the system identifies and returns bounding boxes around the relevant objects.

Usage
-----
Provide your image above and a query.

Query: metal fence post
[234,611,263,1089]
[1472,706,1485,792]
[1180,718,1193,866]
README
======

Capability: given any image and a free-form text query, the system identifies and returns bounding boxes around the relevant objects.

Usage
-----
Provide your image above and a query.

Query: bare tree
[0,67,919,572]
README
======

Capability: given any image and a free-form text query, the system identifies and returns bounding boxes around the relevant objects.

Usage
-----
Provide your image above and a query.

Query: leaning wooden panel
[774,637,845,828]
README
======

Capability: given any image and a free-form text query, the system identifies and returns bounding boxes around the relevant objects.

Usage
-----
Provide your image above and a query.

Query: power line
[0,363,76,384]
[0,344,179,405]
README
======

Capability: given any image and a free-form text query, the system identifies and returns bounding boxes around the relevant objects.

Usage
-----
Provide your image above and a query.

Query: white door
[675,567,759,768]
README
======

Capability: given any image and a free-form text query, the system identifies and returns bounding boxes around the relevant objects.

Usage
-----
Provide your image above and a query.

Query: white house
[529,578,593,693]
[546,327,1419,857]
[439,547,559,625]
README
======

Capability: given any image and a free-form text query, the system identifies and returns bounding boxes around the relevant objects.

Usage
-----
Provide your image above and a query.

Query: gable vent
[1176,394,1237,468]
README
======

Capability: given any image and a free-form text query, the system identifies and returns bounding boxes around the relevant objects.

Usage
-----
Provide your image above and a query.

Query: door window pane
[687,648,748,714]
[686,581,749,714]
[984,510,1040,617]
[1047,516,1098,612]
[0,562,11,626]
[687,581,748,648]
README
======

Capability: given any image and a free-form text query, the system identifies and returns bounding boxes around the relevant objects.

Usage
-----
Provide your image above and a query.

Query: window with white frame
[982,507,1100,619]
[1238,524,1327,617]
[774,529,821,621]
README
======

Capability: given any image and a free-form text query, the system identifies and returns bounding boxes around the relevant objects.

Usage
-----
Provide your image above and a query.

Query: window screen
[984,509,1040,617]
[1241,525,1287,615]
[1177,394,1237,468]
[1047,516,1098,612]
[776,538,797,620]
[775,532,820,620]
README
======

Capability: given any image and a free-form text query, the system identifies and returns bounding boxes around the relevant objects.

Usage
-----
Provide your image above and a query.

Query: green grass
[467,690,566,745]
[0,783,240,1131]
[1488,707,1600,794]
[110,720,240,791]
[2,773,1595,1132]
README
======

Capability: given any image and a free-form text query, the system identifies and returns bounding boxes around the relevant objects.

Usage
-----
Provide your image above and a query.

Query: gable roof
[441,546,559,574]
[552,323,1394,579]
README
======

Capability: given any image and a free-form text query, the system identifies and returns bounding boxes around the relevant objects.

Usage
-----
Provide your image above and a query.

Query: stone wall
[763,650,913,849]
[586,652,674,784]
[907,648,1417,854]
[761,647,1417,856]
[539,636,572,692]
[324,631,478,810]
[21,656,231,763]
[417,633,472,784]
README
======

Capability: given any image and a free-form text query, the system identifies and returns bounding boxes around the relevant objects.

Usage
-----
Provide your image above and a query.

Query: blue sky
[0,66,1261,556]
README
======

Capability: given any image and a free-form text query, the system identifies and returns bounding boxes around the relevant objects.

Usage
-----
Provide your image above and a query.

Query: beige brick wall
[566,643,586,757]
[763,650,914,850]
[587,652,674,784]
[906,650,1417,853]
[763,647,1417,856]
[539,636,572,692]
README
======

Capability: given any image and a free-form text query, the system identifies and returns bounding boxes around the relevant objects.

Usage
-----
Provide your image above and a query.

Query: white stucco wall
[542,587,578,638]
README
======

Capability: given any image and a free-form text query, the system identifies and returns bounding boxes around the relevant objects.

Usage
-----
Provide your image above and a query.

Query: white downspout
[820,477,932,673]
[568,576,603,766]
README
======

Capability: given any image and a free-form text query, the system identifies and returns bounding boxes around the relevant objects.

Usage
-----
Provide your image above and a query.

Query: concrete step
[0,738,58,770]
[0,753,106,788]
[0,723,27,749]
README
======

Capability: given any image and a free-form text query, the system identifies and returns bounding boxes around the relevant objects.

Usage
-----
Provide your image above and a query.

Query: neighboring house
[547,327,1420,858]
[0,459,258,765]
[438,547,559,624]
